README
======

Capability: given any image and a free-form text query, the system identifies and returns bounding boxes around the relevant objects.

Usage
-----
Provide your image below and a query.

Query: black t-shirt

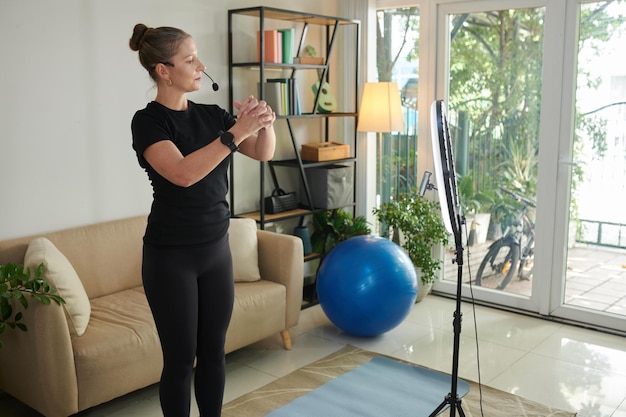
[131,100,236,246]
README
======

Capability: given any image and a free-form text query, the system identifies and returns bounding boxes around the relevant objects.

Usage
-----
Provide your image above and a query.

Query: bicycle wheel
[475,239,520,290]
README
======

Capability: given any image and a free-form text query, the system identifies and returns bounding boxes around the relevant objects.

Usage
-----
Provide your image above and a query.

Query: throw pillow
[24,237,91,337]
[228,218,261,282]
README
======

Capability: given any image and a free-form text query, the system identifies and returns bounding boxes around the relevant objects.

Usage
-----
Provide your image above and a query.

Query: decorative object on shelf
[311,80,337,113]
[301,142,349,162]
[293,225,313,255]
[357,82,405,206]
[316,235,417,336]
[373,193,449,289]
[0,262,66,349]
[264,188,298,214]
[299,44,336,113]
[294,44,325,65]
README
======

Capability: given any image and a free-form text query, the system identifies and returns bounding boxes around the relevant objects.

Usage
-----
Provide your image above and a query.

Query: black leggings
[142,234,234,417]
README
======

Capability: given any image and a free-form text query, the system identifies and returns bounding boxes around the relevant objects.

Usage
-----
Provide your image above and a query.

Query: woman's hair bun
[129,23,150,51]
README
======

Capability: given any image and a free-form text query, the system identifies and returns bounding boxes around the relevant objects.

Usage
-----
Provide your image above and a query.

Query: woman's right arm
[143,98,269,187]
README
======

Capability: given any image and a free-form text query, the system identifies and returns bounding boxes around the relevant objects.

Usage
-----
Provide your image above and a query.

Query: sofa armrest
[0,301,78,417]
[256,230,304,329]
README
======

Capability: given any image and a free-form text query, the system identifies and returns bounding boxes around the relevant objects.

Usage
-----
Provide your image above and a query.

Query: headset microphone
[202,70,219,91]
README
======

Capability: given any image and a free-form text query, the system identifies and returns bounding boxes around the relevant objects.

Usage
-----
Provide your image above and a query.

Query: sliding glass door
[434,1,546,313]
[376,0,626,332]
[550,0,626,331]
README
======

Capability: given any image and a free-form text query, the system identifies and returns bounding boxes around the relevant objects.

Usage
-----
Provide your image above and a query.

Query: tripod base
[428,394,466,417]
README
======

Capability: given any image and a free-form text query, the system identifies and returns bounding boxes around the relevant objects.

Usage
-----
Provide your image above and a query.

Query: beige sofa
[0,216,303,417]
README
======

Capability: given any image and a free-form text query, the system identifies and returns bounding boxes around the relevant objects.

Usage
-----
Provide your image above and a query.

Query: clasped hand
[234,95,275,136]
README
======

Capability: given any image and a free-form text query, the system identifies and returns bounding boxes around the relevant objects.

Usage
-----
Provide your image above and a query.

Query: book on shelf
[268,78,292,115]
[261,81,283,115]
[256,28,296,64]
[259,78,301,116]
[256,30,281,63]
[278,28,295,64]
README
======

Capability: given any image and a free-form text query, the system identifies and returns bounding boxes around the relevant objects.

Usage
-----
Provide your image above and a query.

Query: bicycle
[475,188,536,290]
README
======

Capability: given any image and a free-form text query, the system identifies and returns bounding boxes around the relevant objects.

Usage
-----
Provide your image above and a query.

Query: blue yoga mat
[266,356,470,417]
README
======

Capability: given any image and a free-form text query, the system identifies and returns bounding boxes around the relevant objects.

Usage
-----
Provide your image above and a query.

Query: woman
[129,23,275,417]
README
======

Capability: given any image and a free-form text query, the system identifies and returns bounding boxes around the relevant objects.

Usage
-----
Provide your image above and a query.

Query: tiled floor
[565,246,626,315]
[444,243,626,314]
[2,296,626,417]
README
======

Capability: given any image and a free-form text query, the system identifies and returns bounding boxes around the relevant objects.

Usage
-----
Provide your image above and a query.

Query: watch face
[221,132,234,146]
[220,132,238,152]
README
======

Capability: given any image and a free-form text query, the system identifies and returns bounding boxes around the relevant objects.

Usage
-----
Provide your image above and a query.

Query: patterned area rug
[222,345,577,417]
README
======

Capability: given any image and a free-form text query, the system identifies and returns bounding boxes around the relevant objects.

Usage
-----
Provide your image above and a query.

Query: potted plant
[310,208,371,256]
[458,173,492,245]
[373,193,449,301]
[0,262,65,349]
[483,188,518,241]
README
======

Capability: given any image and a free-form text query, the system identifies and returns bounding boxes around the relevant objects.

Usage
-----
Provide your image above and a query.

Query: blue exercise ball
[317,235,418,337]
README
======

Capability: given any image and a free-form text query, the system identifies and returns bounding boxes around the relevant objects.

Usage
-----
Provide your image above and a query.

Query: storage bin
[300,164,354,209]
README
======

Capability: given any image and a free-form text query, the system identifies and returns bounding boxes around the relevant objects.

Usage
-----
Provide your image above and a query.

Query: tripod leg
[428,397,449,417]
[427,395,465,417]
[456,400,466,417]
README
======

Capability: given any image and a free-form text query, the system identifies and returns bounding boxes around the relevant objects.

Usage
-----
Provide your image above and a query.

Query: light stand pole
[428,215,466,417]
[427,100,467,417]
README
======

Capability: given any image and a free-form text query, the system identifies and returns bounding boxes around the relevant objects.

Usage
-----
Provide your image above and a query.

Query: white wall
[0,0,342,239]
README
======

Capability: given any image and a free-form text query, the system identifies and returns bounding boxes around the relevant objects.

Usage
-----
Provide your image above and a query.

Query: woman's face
[167,37,206,92]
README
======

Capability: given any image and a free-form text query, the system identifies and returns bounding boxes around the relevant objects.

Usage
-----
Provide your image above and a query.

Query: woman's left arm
[235,98,276,161]
[237,124,276,161]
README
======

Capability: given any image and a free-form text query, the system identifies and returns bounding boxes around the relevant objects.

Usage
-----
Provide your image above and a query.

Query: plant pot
[472,213,491,245]
[487,221,503,241]
[416,279,432,303]
[415,268,432,303]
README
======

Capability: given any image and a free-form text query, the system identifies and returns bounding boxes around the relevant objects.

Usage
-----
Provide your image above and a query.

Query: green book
[278,28,295,64]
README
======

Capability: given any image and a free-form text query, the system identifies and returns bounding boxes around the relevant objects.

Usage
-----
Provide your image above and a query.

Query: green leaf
[32,294,51,305]
[35,263,45,279]
[14,291,28,309]
[50,295,66,305]
[0,262,66,347]
[0,300,10,321]
[41,280,51,293]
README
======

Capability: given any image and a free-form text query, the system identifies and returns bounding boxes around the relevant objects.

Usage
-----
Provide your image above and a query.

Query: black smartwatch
[220,131,238,153]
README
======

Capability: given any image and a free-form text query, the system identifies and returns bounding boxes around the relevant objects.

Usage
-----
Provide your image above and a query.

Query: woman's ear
[155,62,170,82]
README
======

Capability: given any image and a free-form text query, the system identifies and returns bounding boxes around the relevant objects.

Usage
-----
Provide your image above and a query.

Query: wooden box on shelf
[294,56,325,65]
[301,142,349,161]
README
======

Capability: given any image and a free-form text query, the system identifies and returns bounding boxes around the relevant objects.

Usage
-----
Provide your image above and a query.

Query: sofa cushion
[72,287,162,410]
[228,218,261,282]
[225,280,286,353]
[24,237,91,337]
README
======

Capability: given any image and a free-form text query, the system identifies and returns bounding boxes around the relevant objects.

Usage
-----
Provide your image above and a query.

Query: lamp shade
[357,82,405,133]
